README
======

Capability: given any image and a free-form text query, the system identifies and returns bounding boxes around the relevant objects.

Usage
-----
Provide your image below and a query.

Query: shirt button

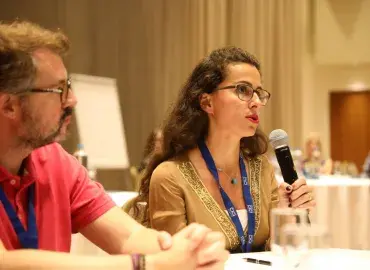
[10,179,16,185]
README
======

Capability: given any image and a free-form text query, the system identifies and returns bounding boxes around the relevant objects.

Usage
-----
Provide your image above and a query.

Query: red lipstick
[246,114,259,124]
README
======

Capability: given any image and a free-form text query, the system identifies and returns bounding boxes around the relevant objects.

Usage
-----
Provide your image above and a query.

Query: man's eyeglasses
[215,83,271,105]
[22,79,71,104]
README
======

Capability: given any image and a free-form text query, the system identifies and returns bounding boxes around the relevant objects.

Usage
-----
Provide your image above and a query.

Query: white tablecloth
[71,177,370,254]
[226,249,370,269]
[106,191,138,207]
[306,177,370,249]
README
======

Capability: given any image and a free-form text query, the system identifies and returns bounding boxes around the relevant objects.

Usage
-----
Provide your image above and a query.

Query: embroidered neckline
[177,156,262,251]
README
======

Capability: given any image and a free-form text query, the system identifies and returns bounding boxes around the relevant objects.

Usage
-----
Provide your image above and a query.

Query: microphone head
[269,129,289,149]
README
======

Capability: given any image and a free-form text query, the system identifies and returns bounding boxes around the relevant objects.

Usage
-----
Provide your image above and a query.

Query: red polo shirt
[0,143,116,251]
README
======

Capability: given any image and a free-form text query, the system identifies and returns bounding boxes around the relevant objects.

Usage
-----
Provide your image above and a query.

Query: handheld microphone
[269,129,298,185]
[269,129,311,223]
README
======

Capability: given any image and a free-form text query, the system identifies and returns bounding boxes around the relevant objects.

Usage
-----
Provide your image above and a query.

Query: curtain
[0,0,307,179]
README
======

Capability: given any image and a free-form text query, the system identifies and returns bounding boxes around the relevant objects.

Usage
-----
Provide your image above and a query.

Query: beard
[19,106,73,149]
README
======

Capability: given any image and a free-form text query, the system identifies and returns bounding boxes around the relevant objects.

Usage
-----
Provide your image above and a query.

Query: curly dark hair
[132,46,269,222]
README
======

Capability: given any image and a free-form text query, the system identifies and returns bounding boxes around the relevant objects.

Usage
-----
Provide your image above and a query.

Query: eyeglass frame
[18,78,71,104]
[215,83,271,105]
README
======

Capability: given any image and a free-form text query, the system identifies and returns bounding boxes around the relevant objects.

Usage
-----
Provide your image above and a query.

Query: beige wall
[315,0,370,65]
[302,0,370,158]
[1,0,369,168]
[0,0,306,157]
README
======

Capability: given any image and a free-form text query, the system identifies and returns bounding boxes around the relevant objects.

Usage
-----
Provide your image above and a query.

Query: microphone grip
[275,146,311,224]
[274,145,298,185]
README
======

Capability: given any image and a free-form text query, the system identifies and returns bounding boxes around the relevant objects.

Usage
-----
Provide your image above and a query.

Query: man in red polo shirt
[0,21,228,269]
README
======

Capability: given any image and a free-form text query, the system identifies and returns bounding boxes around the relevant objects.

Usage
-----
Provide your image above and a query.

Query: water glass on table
[271,208,331,269]
[270,208,309,269]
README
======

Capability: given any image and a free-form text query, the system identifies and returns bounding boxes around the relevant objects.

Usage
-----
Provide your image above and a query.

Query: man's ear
[0,93,20,119]
[199,93,214,115]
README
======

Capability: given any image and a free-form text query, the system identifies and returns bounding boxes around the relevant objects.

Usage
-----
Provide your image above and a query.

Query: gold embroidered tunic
[148,154,279,253]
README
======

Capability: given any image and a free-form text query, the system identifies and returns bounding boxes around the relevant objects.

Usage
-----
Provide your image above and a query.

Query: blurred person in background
[0,21,228,270]
[131,47,316,253]
[302,132,333,178]
[129,128,163,191]
[361,151,370,178]
[138,128,163,173]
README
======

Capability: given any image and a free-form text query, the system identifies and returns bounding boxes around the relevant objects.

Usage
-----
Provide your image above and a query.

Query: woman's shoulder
[153,154,187,173]
[151,155,189,184]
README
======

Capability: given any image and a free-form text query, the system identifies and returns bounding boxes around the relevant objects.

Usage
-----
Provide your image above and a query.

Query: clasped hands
[150,223,229,270]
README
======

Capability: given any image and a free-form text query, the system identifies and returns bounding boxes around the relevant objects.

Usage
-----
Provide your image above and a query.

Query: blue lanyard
[0,183,38,249]
[198,141,255,252]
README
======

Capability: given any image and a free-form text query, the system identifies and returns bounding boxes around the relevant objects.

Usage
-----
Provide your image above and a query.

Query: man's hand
[156,230,172,250]
[148,223,228,270]
[195,231,229,270]
[148,225,199,270]
[123,227,172,254]
[175,223,229,269]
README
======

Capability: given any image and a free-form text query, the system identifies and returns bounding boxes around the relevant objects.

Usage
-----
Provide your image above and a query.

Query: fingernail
[286,186,292,191]
[165,239,172,248]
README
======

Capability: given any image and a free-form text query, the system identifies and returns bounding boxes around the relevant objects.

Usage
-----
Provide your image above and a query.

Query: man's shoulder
[31,143,72,164]
[30,143,85,186]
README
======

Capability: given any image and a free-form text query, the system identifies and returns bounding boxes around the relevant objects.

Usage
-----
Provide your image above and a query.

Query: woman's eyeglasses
[215,83,271,105]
